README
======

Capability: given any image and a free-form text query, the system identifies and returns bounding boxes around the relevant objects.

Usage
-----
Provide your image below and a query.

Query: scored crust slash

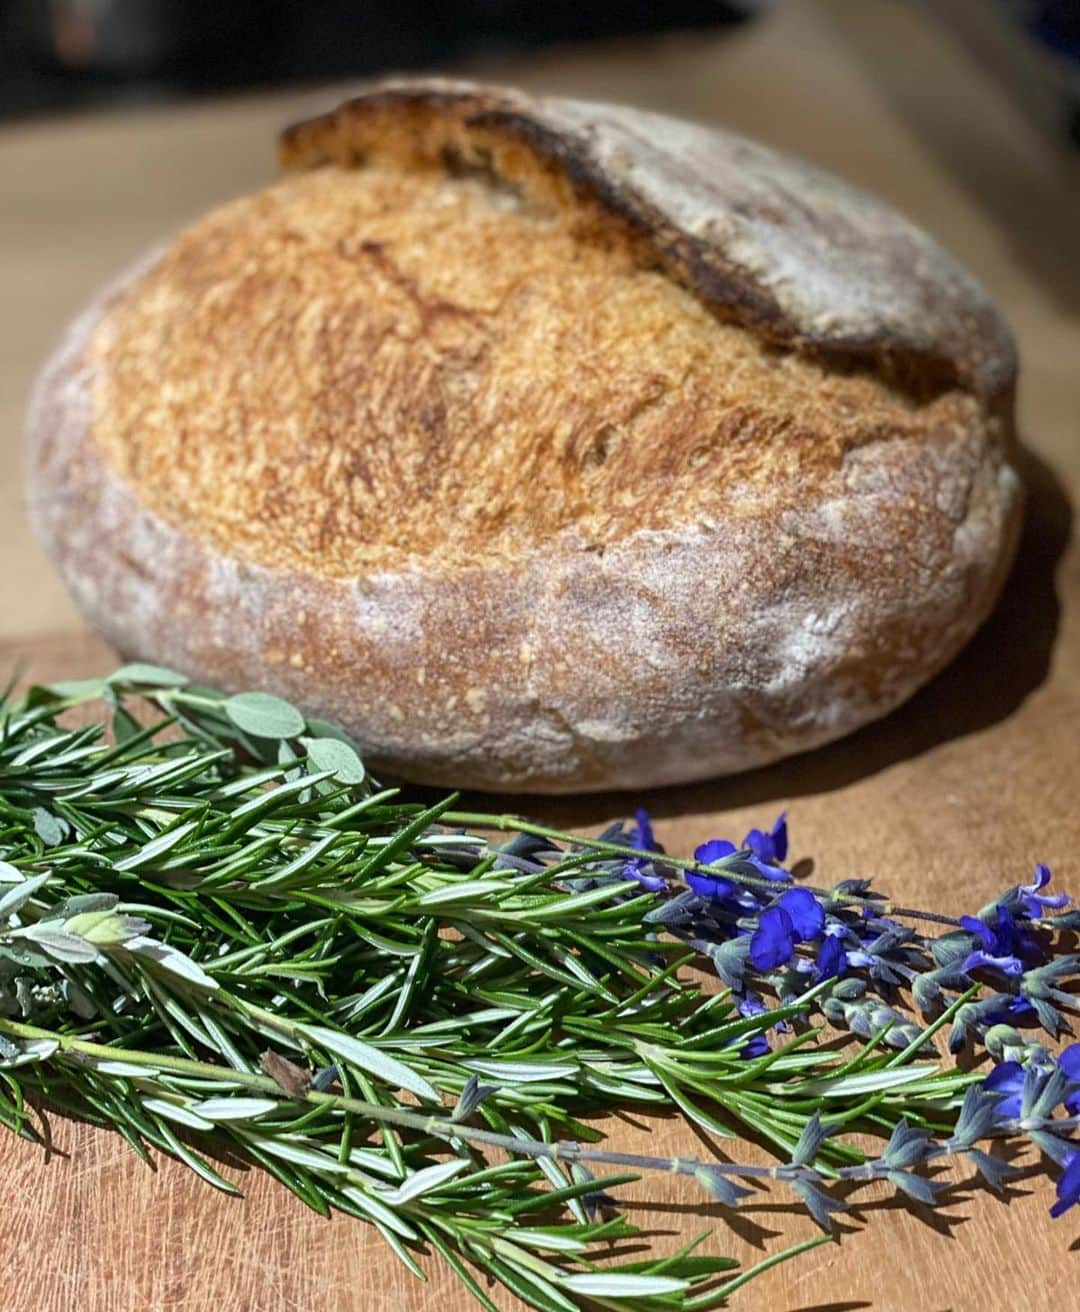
[25,79,1022,793]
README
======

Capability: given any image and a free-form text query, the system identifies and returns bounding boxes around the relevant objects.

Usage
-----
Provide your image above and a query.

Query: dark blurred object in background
[4,1,1080,149]
[932,0,1080,145]
[0,0,763,119]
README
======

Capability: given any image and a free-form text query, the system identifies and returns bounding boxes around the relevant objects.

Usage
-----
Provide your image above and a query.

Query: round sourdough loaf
[27,79,1022,793]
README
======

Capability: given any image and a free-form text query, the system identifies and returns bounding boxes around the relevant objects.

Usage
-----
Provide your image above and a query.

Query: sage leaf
[54,892,119,919]
[40,677,107,701]
[225,692,306,740]
[109,663,188,687]
[300,736,366,785]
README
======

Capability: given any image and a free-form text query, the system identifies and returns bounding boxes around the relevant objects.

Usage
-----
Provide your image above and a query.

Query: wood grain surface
[2,2,1079,1309]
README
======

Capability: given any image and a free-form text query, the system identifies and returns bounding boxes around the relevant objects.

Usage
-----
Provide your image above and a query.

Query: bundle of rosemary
[1,667,1078,1310]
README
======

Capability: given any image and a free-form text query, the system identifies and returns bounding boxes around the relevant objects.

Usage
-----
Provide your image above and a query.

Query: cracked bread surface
[88,163,984,577]
[27,80,1022,792]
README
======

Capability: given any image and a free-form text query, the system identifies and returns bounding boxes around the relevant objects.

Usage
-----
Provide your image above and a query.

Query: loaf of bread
[27,79,1022,793]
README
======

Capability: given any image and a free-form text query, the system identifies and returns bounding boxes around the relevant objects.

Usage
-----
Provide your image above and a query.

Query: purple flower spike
[777,887,825,941]
[962,948,1024,978]
[960,905,1038,977]
[959,915,996,949]
[1050,1151,1080,1218]
[749,906,796,971]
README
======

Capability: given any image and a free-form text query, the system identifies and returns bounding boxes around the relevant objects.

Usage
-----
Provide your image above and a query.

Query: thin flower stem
[442,811,964,927]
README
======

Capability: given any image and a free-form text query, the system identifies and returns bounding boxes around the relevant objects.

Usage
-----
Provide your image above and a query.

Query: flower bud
[63,910,149,947]
[984,1024,1025,1063]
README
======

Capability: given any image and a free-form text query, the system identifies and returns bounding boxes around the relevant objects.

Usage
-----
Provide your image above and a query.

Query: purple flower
[984,1061,1025,1120]
[619,808,668,892]
[695,839,736,864]
[736,990,767,1019]
[1061,1043,1080,1115]
[1061,1044,1080,1080]
[686,839,738,900]
[960,905,1041,977]
[749,906,796,971]
[981,994,1037,1026]
[815,933,848,981]
[744,812,788,867]
[687,814,792,891]
[686,871,736,899]
[1050,1151,1080,1218]
[1019,863,1070,918]
[740,1033,770,1060]
[631,808,656,854]
[777,887,825,941]
[622,862,667,893]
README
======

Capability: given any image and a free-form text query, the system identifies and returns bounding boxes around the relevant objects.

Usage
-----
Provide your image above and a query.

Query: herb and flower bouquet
[1,667,1078,1309]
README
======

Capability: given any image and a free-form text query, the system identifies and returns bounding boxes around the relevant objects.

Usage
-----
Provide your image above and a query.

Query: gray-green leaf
[225,692,306,740]
[300,736,366,785]
[0,872,51,919]
[42,678,107,701]
[32,808,67,848]
[109,663,189,687]
[125,936,218,990]
[23,925,99,963]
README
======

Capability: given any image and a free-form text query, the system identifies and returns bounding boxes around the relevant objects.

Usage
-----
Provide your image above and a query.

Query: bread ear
[281,78,1016,410]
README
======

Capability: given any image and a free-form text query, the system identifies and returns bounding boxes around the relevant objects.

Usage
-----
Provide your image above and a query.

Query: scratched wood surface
[2,2,1079,1309]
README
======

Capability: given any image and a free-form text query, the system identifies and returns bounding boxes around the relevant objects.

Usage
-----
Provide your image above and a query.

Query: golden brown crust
[26,80,1023,792]
[86,164,989,577]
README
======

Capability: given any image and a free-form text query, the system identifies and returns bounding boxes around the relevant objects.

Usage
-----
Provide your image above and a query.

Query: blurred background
[2,0,1080,143]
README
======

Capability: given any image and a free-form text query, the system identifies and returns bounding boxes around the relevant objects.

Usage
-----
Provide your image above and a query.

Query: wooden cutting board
[4,3,1080,1308]
[3,449,1077,1312]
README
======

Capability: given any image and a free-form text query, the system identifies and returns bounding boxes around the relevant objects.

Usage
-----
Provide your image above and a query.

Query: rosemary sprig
[0,668,1076,1308]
